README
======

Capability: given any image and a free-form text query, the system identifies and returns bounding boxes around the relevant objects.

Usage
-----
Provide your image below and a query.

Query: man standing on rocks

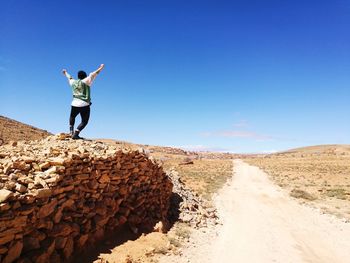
[62,64,105,139]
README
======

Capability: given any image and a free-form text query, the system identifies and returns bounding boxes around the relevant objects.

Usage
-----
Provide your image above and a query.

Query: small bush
[290,189,317,201]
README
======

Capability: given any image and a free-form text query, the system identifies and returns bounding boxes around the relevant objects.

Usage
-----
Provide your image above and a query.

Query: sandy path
[160,160,350,263]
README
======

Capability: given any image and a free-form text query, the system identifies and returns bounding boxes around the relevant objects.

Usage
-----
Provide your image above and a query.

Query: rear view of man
[62,64,105,139]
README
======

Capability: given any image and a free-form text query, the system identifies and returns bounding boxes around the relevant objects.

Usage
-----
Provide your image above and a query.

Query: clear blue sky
[1,0,349,153]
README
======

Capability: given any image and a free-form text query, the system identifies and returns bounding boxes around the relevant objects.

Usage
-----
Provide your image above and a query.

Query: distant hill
[277,144,350,156]
[0,115,51,145]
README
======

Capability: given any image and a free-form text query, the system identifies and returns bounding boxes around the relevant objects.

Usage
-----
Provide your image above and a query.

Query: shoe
[72,131,83,140]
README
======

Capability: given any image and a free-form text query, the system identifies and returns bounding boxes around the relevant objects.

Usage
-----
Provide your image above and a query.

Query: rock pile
[167,169,218,228]
[0,134,173,263]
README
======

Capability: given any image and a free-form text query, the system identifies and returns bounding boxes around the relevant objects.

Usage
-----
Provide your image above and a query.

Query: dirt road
[160,160,350,263]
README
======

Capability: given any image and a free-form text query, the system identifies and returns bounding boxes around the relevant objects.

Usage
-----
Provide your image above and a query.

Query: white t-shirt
[68,72,98,107]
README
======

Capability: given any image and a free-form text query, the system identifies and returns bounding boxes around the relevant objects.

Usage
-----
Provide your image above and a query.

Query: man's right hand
[62,69,67,75]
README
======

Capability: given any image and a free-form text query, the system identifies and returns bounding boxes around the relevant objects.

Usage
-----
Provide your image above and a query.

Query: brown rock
[0,189,13,203]
[0,246,8,254]
[37,219,53,230]
[55,236,67,250]
[62,237,74,259]
[18,195,35,204]
[98,174,110,184]
[32,238,56,263]
[61,199,75,210]
[49,157,65,166]
[0,234,14,246]
[12,161,30,171]
[17,205,35,216]
[33,251,50,263]
[95,204,107,216]
[31,230,46,242]
[38,198,57,218]
[3,240,23,263]
[15,183,27,193]
[0,203,11,211]
[94,215,109,227]
[39,162,50,170]
[53,209,63,224]
[77,234,89,249]
[50,223,73,237]
[32,188,52,198]
[52,185,74,195]
[32,162,41,171]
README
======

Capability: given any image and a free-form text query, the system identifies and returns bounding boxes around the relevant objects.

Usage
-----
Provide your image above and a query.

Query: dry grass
[245,151,350,220]
[161,155,233,199]
[290,189,316,201]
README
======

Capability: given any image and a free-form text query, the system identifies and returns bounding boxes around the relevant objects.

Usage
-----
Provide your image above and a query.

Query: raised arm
[84,64,105,86]
[62,69,74,85]
[92,64,105,75]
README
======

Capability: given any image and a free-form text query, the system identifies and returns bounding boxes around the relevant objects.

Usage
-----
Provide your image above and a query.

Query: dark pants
[69,105,90,132]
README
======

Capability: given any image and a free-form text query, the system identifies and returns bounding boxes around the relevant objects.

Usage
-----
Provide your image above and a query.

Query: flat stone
[0,189,13,203]
[15,183,27,193]
[48,158,65,166]
[49,223,73,237]
[77,234,89,248]
[32,188,52,198]
[98,174,110,184]
[0,203,11,211]
[38,198,57,218]
[62,237,74,259]
[0,234,15,246]
[3,240,23,263]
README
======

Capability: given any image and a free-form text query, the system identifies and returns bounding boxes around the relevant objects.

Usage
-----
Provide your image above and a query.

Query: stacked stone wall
[0,135,173,262]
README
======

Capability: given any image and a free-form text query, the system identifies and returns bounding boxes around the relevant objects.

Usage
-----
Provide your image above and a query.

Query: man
[62,64,105,139]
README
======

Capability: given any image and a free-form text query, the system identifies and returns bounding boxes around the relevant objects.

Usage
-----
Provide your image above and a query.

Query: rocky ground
[0,116,50,145]
[0,132,229,263]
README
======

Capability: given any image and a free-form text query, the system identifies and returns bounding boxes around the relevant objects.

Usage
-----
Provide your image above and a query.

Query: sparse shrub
[168,237,182,247]
[174,224,191,239]
[326,189,348,200]
[290,189,317,201]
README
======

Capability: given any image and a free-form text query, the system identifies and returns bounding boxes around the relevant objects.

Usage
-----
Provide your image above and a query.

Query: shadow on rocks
[72,223,152,263]
[168,192,183,227]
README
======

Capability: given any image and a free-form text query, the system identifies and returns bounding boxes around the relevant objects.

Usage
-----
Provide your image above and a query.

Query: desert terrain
[0,116,51,145]
[1,118,350,263]
[159,160,350,263]
[245,145,350,221]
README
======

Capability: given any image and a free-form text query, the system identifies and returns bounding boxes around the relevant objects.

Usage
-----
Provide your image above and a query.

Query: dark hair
[78,70,87,80]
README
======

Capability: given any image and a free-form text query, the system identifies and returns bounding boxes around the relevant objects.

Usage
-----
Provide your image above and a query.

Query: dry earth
[0,115,51,144]
[245,145,350,221]
[159,160,350,263]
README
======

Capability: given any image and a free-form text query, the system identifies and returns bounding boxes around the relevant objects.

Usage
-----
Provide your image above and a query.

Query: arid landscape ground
[245,145,350,221]
[0,116,349,263]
